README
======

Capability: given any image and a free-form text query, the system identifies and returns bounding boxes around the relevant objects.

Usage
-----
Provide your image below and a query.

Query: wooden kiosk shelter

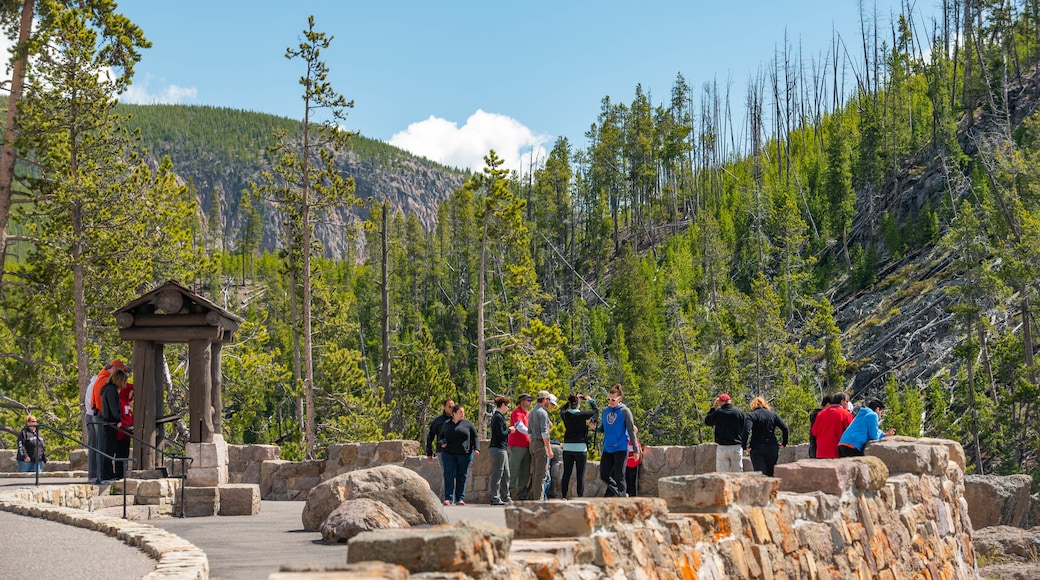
[113,280,242,472]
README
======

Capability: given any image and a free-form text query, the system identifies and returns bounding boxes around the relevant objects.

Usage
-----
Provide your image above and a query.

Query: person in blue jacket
[838,399,895,457]
[598,384,639,497]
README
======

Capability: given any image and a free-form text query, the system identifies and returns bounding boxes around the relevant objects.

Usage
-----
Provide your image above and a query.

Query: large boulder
[302,464,446,531]
[965,474,1033,529]
[320,498,409,544]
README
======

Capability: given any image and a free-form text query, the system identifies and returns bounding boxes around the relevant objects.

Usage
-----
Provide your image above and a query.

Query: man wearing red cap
[704,393,748,473]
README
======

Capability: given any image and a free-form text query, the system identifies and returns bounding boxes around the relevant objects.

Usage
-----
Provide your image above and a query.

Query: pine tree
[251,16,360,457]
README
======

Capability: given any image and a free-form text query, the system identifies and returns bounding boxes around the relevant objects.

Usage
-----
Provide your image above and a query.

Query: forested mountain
[2,2,1039,491]
[116,104,467,258]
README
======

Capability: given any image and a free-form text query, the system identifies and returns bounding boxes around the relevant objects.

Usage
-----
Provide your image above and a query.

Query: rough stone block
[917,438,966,472]
[243,444,280,462]
[865,436,949,475]
[186,465,227,487]
[69,449,88,471]
[218,483,261,516]
[845,456,889,490]
[356,442,377,467]
[505,498,669,538]
[778,443,809,464]
[376,440,420,464]
[240,462,261,484]
[279,460,323,479]
[0,449,17,471]
[774,459,876,496]
[181,486,219,517]
[290,476,322,494]
[658,473,778,512]
[136,479,168,498]
[185,436,229,469]
[347,522,512,575]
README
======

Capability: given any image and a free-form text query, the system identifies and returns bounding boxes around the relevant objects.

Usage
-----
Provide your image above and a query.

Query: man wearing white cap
[527,390,557,500]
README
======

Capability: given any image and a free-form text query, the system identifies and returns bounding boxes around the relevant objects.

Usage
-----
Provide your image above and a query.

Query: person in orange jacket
[87,359,127,483]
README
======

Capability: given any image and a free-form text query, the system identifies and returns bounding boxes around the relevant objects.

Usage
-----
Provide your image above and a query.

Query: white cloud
[390,109,550,173]
[119,75,198,105]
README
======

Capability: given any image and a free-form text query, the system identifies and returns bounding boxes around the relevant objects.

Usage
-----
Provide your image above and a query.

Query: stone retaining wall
[233,440,741,502]
[309,436,977,579]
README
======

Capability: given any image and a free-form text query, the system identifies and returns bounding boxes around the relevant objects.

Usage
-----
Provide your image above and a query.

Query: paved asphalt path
[150,499,507,580]
[0,509,156,580]
[0,476,507,580]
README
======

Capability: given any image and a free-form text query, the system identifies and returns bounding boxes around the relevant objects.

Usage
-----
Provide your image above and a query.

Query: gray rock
[302,464,446,531]
[973,525,1040,562]
[965,474,1033,529]
[320,498,409,544]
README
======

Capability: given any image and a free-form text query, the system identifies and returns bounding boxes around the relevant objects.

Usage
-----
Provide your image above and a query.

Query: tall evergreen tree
[252,16,360,457]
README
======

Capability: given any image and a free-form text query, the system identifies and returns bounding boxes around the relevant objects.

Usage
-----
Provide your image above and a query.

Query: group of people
[704,393,790,476]
[426,384,643,505]
[15,358,135,479]
[702,390,895,477]
[85,359,134,483]
[810,393,894,458]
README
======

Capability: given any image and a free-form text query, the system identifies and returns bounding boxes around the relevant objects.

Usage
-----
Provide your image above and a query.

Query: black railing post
[179,457,186,518]
[33,428,41,487]
[122,462,128,520]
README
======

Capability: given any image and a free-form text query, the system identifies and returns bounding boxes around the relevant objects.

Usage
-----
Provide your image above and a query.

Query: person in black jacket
[488,396,515,505]
[99,369,127,482]
[744,397,789,476]
[16,415,46,473]
[426,398,455,502]
[560,393,598,499]
[704,393,747,473]
[438,404,479,505]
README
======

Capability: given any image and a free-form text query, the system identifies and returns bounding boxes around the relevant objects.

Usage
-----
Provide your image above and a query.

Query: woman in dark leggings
[559,393,598,499]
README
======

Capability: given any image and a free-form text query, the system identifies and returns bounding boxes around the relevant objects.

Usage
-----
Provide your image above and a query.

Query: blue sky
[111,1,940,172]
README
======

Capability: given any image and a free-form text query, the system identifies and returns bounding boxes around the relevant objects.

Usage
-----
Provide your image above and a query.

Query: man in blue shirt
[838,399,895,457]
[599,384,639,497]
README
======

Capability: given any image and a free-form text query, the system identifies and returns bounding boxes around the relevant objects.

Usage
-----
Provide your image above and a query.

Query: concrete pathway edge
[0,486,208,580]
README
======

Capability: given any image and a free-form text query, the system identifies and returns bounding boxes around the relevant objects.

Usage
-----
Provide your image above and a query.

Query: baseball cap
[716,393,731,403]
[546,393,558,406]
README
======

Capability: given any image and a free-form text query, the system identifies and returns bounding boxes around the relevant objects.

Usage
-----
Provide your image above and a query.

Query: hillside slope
[828,69,1040,399]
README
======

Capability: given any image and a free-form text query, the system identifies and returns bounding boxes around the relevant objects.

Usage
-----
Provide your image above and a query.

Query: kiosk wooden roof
[112,280,242,468]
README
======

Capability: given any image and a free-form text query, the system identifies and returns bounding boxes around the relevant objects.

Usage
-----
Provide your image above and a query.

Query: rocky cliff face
[156,140,465,261]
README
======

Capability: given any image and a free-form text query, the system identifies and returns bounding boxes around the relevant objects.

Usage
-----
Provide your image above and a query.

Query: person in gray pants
[487,396,515,505]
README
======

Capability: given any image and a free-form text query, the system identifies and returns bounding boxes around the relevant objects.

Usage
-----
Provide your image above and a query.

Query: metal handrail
[114,425,193,518]
[35,422,134,519]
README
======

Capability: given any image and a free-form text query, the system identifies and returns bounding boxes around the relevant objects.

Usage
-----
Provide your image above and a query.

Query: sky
[104,2,939,172]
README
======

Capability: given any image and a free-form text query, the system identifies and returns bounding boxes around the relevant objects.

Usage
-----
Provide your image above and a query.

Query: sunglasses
[606,397,620,402]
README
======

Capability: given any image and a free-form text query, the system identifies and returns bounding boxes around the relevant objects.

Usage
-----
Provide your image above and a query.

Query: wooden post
[188,339,214,443]
[210,340,223,436]
[152,343,166,459]
[132,340,156,469]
